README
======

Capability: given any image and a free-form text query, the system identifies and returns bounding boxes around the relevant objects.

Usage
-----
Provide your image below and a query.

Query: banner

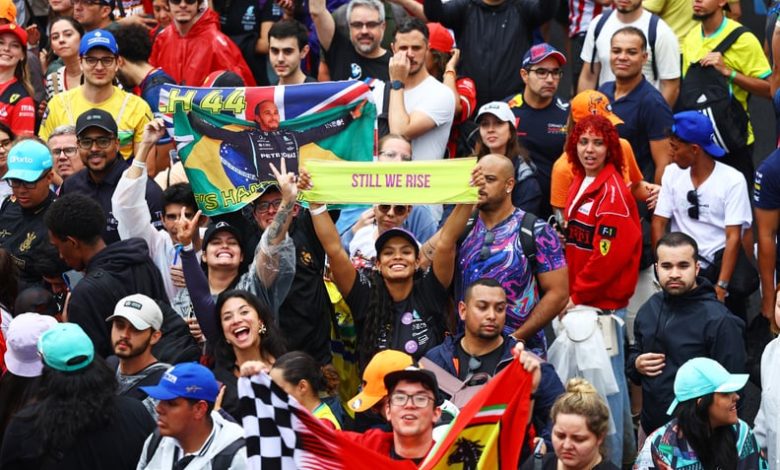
[421,360,533,469]
[301,158,479,205]
[160,81,376,216]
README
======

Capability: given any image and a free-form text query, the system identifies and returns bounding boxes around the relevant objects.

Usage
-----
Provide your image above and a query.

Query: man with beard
[627,231,746,440]
[107,293,169,419]
[387,18,454,162]
[310,0,392,81]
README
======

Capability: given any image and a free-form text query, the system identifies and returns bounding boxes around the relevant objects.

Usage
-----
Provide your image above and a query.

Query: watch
[390,80,405,90]
[716,280,729,290]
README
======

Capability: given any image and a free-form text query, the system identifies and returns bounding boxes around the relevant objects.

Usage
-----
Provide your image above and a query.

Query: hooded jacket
[150,9,256,87]
[67,238,169,358]
[627,278,746,434]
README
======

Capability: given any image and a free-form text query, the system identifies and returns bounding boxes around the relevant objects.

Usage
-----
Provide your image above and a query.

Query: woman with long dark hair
[299,165,482,369]
[0,23,34,136]
[43,17,83,99]
[635,357,766,469]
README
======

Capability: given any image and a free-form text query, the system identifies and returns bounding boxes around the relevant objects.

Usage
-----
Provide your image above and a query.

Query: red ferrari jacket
[564,164,641,309]
[150,9,256,87]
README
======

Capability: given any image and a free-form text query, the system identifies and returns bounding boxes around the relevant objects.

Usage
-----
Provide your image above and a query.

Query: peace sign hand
[269,158,298,204]
[174,206,202,247]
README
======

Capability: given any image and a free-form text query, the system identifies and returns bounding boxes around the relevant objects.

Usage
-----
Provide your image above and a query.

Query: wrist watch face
[391,80,404,90]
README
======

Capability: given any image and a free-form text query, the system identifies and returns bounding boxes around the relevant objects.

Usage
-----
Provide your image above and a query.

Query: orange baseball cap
[0,0,16,23]
[570,90,623,126]
[348,350,414,412]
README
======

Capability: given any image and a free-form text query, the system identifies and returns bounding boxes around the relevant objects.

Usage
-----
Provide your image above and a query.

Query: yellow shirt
[313,401,342,430]
[40,86,153,160]
[643,0,697,43]
[681,18,770,145]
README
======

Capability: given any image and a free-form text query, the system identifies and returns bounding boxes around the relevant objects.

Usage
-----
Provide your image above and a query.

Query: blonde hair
[550,378,611,440]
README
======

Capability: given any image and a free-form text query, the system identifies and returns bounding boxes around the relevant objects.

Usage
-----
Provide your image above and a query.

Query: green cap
[667,357,748,415]
[37,323,94,372]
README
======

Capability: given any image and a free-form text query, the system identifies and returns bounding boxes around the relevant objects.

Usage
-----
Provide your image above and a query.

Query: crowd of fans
[0,0,779,468]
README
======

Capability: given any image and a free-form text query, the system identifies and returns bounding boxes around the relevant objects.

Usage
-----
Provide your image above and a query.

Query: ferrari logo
[599,239,611,256]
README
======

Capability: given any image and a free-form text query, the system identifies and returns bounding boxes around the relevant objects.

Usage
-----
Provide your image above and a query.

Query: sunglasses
[169,0,198,4]
[687,190,699,220]
[479,231,495,260]
[377,205,408,216]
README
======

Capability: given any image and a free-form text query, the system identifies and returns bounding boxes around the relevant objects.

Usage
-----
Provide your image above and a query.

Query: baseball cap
[667,357,748,415]
[141,362,220,402]
[375,227,420,257]
[203,220,243,247]
[3,140,53,182]
[570,90,624,126]
[384,366,441,406]
[106,293,163,331]
[37,323,95,372]
[476,101,515,126]
[0,23,27,47]
[76,108,118,137]
[427,23,453,53]
[0,0,17,22]
[522,43,566,68]
[79,29,118,56]
[671,110,726,158]
[202,70,246,87]
[4,313,58,377]
[348,350,414,412]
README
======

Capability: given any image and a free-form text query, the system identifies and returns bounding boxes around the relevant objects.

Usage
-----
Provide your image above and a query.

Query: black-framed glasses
[349,20,383,30]
[81,56,116,68]
[78,136,114,149]
[254,198,282,214]
[479,230,495,260]
[389,392,434,408]
[52,146,78,157]
[687,190,699,220]
[377,205,408,216]
[7,170,50,189]
[528,68,564,79]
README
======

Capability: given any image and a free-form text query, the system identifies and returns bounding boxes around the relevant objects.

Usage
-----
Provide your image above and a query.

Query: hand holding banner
[301,158,479,205]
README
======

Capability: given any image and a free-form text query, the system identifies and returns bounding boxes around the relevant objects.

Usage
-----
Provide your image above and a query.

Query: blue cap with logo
[79,29,118,56]
[141,362,220,402]
[671,111,726,158]
[3,139,53,182]
[667,357,748,415]
[37,323,95,373]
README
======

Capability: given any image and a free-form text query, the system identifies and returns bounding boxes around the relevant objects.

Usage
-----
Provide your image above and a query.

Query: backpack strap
[648,14,659,81]
[519,212,539,273]
[590,10,614,73]
[143,428,164,465]
[211,437,246,470]
[712,25,750,55]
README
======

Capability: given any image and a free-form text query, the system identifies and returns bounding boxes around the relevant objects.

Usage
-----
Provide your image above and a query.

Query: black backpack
[591,10,660,81]
[676,26,750,154]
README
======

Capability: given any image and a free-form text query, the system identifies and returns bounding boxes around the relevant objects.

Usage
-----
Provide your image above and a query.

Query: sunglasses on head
[377,205,408,216]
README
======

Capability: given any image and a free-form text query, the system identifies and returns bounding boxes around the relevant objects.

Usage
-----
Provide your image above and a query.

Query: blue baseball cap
[522,43,566,68]
[667,357,748,415]
[79,29,118,56]
[141,363,220,403]
[37,323,95,373]
[3,140,53,182]
[671,111,726,158]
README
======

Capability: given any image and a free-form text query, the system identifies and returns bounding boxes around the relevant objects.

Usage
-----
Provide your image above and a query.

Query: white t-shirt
[655,161,752,264]
[403,76,455,161]
[580,9,681,90]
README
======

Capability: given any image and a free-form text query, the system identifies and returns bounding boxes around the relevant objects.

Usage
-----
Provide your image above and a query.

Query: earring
[259,324,267,335]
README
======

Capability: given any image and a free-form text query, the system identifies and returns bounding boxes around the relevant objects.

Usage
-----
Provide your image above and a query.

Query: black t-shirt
[345,269,448,360]
[454,340,506,382]
[322,30,391,81]
[520,453,620,470]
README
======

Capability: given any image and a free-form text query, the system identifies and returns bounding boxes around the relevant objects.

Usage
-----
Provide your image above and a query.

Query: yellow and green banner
[301,158,479,205]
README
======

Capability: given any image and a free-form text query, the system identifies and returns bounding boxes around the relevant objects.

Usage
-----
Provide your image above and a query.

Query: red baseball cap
[0,23,27,48]
[427,23,453,53]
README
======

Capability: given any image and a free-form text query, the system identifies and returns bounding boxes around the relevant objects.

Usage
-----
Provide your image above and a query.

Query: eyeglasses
[528,68,564,79]
[349,20,383,30]
[78,136,114,149]
[169,0,198,4]
[479,230,495,260]
[687,190,699,220]
[389,392,434,408]
[254,198,282,214]
[52,146,78,157]
[7,170,50,189]
[379,150,412,161]
[82,55,116,68]
[377,205,408,216]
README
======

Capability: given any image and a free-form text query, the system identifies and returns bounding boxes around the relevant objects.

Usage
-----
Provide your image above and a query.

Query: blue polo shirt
[600,78,673,181]
[755,148,780,209]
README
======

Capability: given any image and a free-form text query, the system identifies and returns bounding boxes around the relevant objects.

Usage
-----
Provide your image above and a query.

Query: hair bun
[566,378,598,395]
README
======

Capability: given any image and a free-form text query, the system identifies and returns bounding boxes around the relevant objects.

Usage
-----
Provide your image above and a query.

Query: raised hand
[269,158,298,204]
[174,206,202,247]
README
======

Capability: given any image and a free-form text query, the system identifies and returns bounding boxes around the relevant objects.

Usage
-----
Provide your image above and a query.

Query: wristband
[131,159,147,169]
[729,69,737,83]
[310,204,328,216]
[180,242,194,252]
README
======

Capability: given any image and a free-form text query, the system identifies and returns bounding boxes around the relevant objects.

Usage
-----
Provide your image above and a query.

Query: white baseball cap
[106,294,163,331]
[476,101,516,126]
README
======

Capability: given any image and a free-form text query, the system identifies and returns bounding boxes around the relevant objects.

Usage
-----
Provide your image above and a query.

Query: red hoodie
[564,164,641,309]
[150,8,256,87]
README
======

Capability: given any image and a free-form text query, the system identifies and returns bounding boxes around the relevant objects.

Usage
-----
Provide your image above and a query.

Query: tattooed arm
[255,160,298,287]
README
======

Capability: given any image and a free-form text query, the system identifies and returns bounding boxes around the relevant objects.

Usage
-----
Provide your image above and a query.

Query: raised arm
[255,160,298,287]
[309,0,336,52]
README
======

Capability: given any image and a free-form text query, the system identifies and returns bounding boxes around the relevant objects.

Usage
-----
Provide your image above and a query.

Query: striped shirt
[568,0,607,37]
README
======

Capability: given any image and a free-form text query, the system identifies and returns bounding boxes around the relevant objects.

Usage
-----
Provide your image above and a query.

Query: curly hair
[213,289,287,367]
[44,193,105,244]
[565,114,624,177]
[113,22,152,63]
[674,394,737,469]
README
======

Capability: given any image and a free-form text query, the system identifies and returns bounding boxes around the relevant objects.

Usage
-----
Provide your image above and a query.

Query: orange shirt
[550,138,643,209]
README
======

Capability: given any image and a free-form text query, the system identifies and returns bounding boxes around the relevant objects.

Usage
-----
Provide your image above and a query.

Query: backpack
[591,10,660,81]
[143,429,245,470]
[676,26,750,154]
[458,211,539,272]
